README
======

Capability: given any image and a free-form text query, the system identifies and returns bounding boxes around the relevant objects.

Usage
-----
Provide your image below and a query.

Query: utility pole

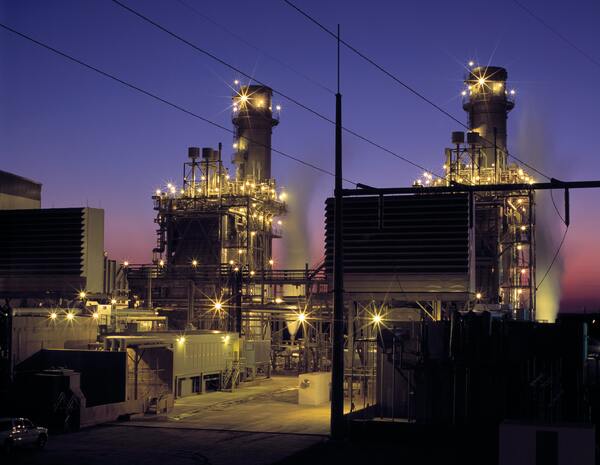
[330,24,345,439]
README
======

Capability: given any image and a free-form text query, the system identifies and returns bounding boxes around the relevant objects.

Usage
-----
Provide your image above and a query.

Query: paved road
[129,376,330,435]
[5,424,326,465]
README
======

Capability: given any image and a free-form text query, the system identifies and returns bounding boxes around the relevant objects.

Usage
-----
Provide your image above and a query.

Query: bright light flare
[66,312,75,321]
[49,312,58,320]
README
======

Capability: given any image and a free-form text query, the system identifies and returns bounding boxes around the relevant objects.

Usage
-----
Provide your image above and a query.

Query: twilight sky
[1,0,599,311]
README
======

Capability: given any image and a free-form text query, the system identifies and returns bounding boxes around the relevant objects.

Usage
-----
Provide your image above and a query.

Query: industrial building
[127,83,331,376]
[122,68,594,438]
[0,66,598,460]
[0,170,41,210]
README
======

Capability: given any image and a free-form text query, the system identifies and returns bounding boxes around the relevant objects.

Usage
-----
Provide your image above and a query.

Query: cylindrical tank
[188,146,200,160]
[232,85,279,181]
[463,66,514,170]
[452,131,465,145]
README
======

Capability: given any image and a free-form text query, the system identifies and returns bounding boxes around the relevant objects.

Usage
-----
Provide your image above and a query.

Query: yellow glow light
[269,259,274,266]
[49,312,58,320]
[92,312,99,319]
[79,291,87,299]
[111,299,117,305]
[191,259,198,267]
[159,259,165,267]
[177,336,186,345]
[476,292,482,300]
[214,302,223,311]
[123,261,129,267]
[250,270,256,276]
[66,312,75,321]
[372,314,382,325]
[297,312,307,323]
[275,297,283,304]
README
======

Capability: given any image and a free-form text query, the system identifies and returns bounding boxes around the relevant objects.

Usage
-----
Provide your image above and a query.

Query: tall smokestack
[463,66,515,170]
[232,85,280,181]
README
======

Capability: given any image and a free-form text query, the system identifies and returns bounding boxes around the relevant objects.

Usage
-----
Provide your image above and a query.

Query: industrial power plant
[1,10,600,461]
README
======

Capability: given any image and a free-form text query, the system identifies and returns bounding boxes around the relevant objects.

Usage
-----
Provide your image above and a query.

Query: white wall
[0,192,40,210]
[82,208,105,293]
[12,314,98,367]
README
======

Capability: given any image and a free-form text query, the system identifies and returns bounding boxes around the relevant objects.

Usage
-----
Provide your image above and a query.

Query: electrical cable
[512,0,600,71]
[110,0,443,180]
[282,0,554,182]
[174,0,335,95]
[549,189,566,225]
[0,22,355,185]
[535,225,568,292]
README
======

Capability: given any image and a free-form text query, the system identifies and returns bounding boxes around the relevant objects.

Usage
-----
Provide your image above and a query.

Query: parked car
[0,418,48,454]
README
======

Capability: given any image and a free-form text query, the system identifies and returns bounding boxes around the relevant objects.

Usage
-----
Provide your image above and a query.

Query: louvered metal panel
[325,194,469,274]
[0,208,104,294]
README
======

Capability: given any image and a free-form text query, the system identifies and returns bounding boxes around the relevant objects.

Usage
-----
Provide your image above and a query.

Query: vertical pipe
[493,127,498,183]
[564,188,570,227]
[331,24,345,440]
[529,190,536,320]
[234,269,242,334]
[348,301,356,412]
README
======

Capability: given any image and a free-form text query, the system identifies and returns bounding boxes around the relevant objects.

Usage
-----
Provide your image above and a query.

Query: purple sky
[1,0,599,311]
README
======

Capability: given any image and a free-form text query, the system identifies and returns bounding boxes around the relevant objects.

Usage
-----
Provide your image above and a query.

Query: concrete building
[104,331,240,399]
[0,170,41,210]
[10,309,98,369]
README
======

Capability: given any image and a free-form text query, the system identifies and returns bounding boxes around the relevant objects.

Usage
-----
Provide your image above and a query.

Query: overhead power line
[174,0,335,94]
[110,0,443,179]
[512,0,600,70]
[536,226,568,292]
[282,0,553,182]
[0,22,354,185]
